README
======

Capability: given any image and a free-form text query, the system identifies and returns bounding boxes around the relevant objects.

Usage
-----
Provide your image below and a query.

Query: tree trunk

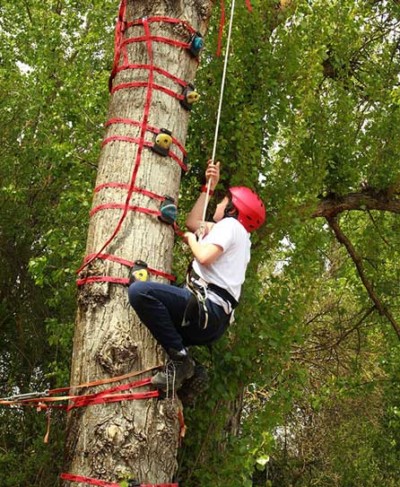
[64,1,213,484]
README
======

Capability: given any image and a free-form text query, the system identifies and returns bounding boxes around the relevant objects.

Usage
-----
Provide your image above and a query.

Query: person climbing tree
[128,160,266,391]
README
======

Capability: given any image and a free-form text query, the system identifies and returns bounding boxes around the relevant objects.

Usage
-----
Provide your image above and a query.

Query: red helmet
[229,186,266,232]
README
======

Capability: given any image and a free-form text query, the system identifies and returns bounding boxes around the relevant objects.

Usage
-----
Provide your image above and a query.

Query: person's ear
[226,206,238,217]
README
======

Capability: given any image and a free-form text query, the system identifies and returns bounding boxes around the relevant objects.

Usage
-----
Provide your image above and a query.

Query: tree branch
[326,215,400,340]
[313,189,400,219]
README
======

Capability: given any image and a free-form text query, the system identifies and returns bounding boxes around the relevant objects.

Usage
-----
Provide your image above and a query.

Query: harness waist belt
[190,270,239,309]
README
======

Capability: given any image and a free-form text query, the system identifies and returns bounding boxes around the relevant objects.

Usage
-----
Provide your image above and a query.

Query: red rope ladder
[77,8,194,285]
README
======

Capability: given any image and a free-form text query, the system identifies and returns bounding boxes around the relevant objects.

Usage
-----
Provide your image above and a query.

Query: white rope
[201,0,236,223]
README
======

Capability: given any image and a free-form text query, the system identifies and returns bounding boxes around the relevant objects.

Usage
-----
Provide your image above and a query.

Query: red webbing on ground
[61,473,179,487]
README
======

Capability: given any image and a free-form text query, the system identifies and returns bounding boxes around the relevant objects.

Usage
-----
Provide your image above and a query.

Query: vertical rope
[201,0,236,222]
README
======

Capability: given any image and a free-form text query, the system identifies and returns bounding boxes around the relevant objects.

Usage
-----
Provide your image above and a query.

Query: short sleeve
[202,218,235,251]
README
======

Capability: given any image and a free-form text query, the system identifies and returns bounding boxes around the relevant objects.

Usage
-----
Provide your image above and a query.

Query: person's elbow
[196,254,214,266]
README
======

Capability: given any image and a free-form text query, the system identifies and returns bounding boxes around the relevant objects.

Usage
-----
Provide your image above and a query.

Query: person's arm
[186,160,220,233]
[184,232,223,265]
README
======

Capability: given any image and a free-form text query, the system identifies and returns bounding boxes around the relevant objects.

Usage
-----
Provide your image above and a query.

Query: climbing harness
[183,271,209,329]
[182,263,238,330]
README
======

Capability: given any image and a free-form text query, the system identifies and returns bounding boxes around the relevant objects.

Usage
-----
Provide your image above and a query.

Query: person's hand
[183,231,197,245]
[195,225,209,238]
[205,159,220,191]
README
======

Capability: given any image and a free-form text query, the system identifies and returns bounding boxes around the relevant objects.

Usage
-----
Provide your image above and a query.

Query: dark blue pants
[128,281,230,351]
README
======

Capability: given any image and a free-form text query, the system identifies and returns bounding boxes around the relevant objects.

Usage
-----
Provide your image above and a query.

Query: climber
[128,160,266,391]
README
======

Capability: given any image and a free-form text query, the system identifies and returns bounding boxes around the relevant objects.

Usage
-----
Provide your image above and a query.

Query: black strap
[207,282,239,309]
[188,263,239,309]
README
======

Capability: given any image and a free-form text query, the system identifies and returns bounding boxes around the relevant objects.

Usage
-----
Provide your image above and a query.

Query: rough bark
[64,1,214,484]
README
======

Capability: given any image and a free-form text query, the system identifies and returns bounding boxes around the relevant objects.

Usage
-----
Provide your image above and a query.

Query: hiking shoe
[151,349,195,392]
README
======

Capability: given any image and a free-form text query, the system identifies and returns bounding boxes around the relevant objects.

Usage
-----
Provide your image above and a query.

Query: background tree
[1,0,400,486]
[0,1,114,485]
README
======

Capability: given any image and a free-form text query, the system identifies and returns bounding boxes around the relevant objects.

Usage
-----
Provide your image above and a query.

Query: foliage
[0,0,114,484]
[1,0,400,486]
[180,0,400,485]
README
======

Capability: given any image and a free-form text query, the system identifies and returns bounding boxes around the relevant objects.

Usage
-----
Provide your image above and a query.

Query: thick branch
[313,189,400,218]
[326,215,400,340]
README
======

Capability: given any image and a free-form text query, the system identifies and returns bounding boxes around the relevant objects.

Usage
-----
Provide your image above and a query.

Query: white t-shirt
[192,218,251,307]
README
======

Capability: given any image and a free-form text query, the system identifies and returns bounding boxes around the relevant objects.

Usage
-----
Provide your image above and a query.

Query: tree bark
[64,1,214,484]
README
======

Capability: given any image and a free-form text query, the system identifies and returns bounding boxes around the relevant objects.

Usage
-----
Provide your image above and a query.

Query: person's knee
[128,281,150,309]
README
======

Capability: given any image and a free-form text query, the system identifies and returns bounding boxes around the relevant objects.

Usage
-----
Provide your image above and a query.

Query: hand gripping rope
[201,0,241,227]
